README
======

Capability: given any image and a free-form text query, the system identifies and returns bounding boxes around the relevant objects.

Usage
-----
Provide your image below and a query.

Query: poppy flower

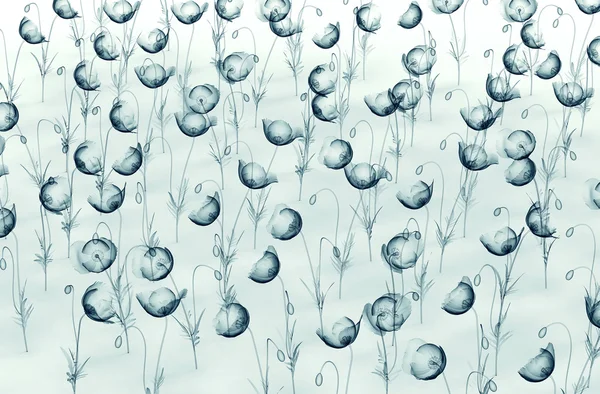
[525,202,556,238]
[344,162,391,190]
[219,52,257,83]
[113,143,143,176]
[364,90,398,117]
[137,28,169,54]
[93,31,120,61]
[313,23,340,49]
[311,94,339,122]
[186,84,220,114]
[500,129,536,159]
[480,226,523,256]
[109,100,138,132]
[583,178,600,209]
[258,0,292,22]
[74,61,101,91]
[503,0,538,22]
[40,176,71,213]
[396,180,433,209]
[175,112,216,137]
[503,45,529,75]
[576,0,600,14]
[442,277,475,315]
[262,119,303,145]
[319,137,353,170]
[553,82,593,107]
[188,192,220,226]
[103,0,141,23]
[53,0,79,19]
[137,287,185,318]
[0,102,19,131]
[73,237,118,274]
[486,74,521,103]
[518,343,555,382]
[238,160,278,189]
[19,17,45,44]
[460,104,502,131]
[588,37,600,66]
[403,45,437,77]
[135,64,175,89]
[398,1,422,29]
[317,317,361,349]
[432,0,464,14]
[458,143,499,171]
[391,79,423,111]
[267,204,302,241]
[308,64,337,95]
[505,158,536,186]
[381,231,423,272]
[356,3,382,33]
[520,20,544,49]
[403,339,447,380]
[88,183,126,214]
[0,204,17,239]
[74,141,103,176]
[131,246,174,281]
[269,17,302,37]
[216,0,244,21]
[249,246,280,283]
[533,50,561,80]
[172,1,208,24]
[214,302,250,338]
[363,293,412,333]
[82,282,115,323]
[585,290,600,328]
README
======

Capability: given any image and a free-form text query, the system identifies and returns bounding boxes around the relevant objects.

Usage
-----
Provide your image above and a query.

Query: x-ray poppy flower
[73,237,117,274]
[176,112,216,137]
[576,0,600,14]
[186,84,220,113]
[53,0,79,19]
[88,183,126,214]
[219,52,257,83]
[396,180,433,210]
[505,158,536,186]
[269,17,302,37]
[238,160,278,189]
[503,0,538,22]
[137,28,169,54]
[131,246,174,281]
[585,290,600,328]
[262,119,303,146]
[135,64,176,89]
[74,61,101,91]
[110,100,138,132]
[356,3,382,33]
[312,94,338,122]
[381,231,424,272]
[74,141,103,176]
[188,192,220,226]
[113,143,143,176]
[480,226,523,256]
[94,31,119,61]
[520,20,544,49]
[317,317,361,349]
[258,0,292,22]
[526,202,556,238]
[19,17,46,44]
[216,0,243,20]
[249,245,280,283]
[553,82,593,107]
[267,204,302,241]
[398,1,422,29]
[432,0,464,14]
[137,287,185,318]
[344,162,391,190]
[309,64,338,95]
[518,343,555,382]
[313,23,340,49]
[458,143,499,171]
[535,51,561,79]
[503,45,529,75]
[40,176,71,213]
[363,293,412,333]
[583,178,600,209]
[403,45,437,77]
[0,102,19,131]
[215,302,250,338]
[391,79,423,111]
[172,1,208,24]
[0,204,16,239]
[442,277,475,315]
[364,90,398,117]
[460,104,502,131]
[103,0,141,23]
[486,74,521,103]
[82,282,115,323]
[403,339,447,380]
[500,129,536,159]
[588,37,600,66]
[319,137,353,170]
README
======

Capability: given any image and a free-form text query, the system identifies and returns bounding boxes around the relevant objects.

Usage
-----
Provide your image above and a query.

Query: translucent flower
[442,277,475,315]
[518,343,555,382]
[536,51,561,80]
[74,61,101,91]
[480,226,523,256]
[344,162,391,190]
[88,183,126,214]
[403,45,437,76]
[262,119,303,146]
[503,45,529,75]
[82,282,115,323]
[219,52,257,83]
[135,64,176,89]
[188,192,220,226]
[432,0,464,14]
[486,73,520,103]
[311,94,338,122]
[500,129,536,159]
[93,31,119,61]
[19,17,45,44]
[396,180,433,209]
[308,64,337,95]
[131,246,175,281]
[398,1,422,29]
[458,143,499,171]
[249,246,280,283]
[109,99,138,132]
[137,28,169,54]
[553,82,593,107]
[175,112,216,137]
[363,293,412,333]
[0,102,19,132]
[505,158,536,186]
[53,0,79,19]
[216,0,244,21]
[138,287,185,318]
[391,79,423,111]
[585,290,600,328]
[583,178,600,209]
[0,204,17,239]
[364,90,398,117]
[103,0,141,23]
[113,144,143,176]
[313,23,340,49]
[525,202,556,238]
[40,176,71,213]
[267,204,302,241]
[258,0,292,22]
[520,20,544,49]
[73,237,118,274]
[319,137,353,170]
[403,339,447,380]
[381,231,423,272]
[317,317,361,348]
[214,302,250,338]
[269,17,302,37]
[576,0,600,14]
[186,84,220,113]
[588,37,600,66]
[460,104,502,131]
[172,1,208,24]
[74,141,103,176]
[238,160,278,189]
[503,0,538,22]
[356,3,382,33]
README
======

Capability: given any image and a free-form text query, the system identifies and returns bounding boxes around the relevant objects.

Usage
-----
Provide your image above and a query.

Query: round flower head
[584,178,600,209]
[403,339,447,380]
[113,144,143,176]
[460,104,502,131]
[74,61,101,91]
[344,162,392,190]
[82,282,115,323]
[0,102,19,132]
[19,17,46,44]
[525,202,556,238]
[137,28,169,54]
[403,45,437,77]
[262,119,303,146]
[442,276,475,315]
[576,0,600,14]
[238,160,278,189]
[317,316,361,348]
[257,0,292,22]
[131,246,175,282]
[311,94,339,122]
[40,176,71,214]
[73,237,118,274]
[505,158,536,187]
[503,45,529,75]
[518,343,555,382]
[137,287,185,318]
[500,129,536,159]
[503,0,538,22]
[363,293,412,333]
[364,90,398,117]
[480,226,523,256]
[536,51,561,80]
[88,184,125,214]
[216,0,244,21]
[103,0,141,23]
[214,302,250,338]
[391,79,423,111]
[267,204,302,241]
[172,1,208,24]
[398,1,422,29]
[486,73,520,103]
[588,37,600,66]
[53,0,79,19]
[110,100,138,132]
[188,192,220,226]
[356,3,382,33]
[269,17,302,38]
[432,0,464,14]
[553,82,593,107]
[0,204,17,239]
[313,23,340,49]
[175,112,216,137]
[249,246,280,284]
[219,52,257,83]
[458,143,499,171]
[585,290,600,328]
[74,141,103,176]
[381,231,423,272]
[520,20,544,49]
[396,180,433,210]
[135,63,176,89]
[319,137,353,170]
[308,64,338,95]
[186,84,220,114]
[94,31,119,61]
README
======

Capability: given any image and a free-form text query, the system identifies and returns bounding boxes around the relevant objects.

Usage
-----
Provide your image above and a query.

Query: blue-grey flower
[344,162,391,190]
[398,1,422,29]
[396,180,433,209]
[262,119,303,145]
[131,246,175,282]
[216,0,244,21]
[74,61,101,91]
[40,176,71,214]
[403,45,437,77]
[186,84,220,113]
[53,0,79,19]
[238,160,278,189]
[576,0,600,14]
[308,64,337,95]
[214,302,250,338]
[505,158,536,186]
[269,17,302,37]
[103,0,141,23]
[442,276,475,315]
[403,339,447,380]
[432,0,464,14]
[536,51,561,80]
[137,287,186,318]
[74,141,103,176]
[249,246,280,283]
[93,31,120,61]
[364,90,398,117]
[317,317,361,349]
[219,52,257,83]
[363,293,412,333]
[486,73,521,103]
[313,23,340,49]
[503,44,529,75]
[73,237,117,274]
[188,192,220,226]
[381,231,423,272]
[135,64,175,89]
[391,79,423,111]
[137,28,169,54]
[172,1,208,24]
[0,204,16,239]
[175,112,216,137]
[458,142,499,171]
[518,343,555,382]
[19,17,46,44]
[356,3,382,33]
[503,0,538,22]
[0,102,19,132]
[267,204,302,241]
[110,99,138,132]
[258,0,292,22]
[584,178,600,209]
[88,183,126,214]
[553,82,593,107]
[480,226,523,256]
[319,137,353,170]
[82,282,115,323]
[311,94,338,122]
[113,143,143,176]
[500,129,536,159]
[525,202,556,238]
[585,290,600,328]
[460,104,502,131]
[588,37,600,66]
[520,20,544,49]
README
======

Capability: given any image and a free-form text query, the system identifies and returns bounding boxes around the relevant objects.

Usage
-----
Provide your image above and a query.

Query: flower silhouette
[238,160,278,189]
[214,302,250,338]
[88,183,126,214]
[403,45,437,77]
[588,37,600,66]
[82,282,115,323]
[480,226,523,256]
[138,287,186,318]
[262,119,303,145]
[525,202,556,238]
[113,144,143,176]
[74,61,101,91]
[356,3,382,33]
[381,231,424,271]
[584,178,600,209]
[458,143,499,171]
[344,162,391,190]
[172,1,208,24]
[576,0,600,14]
[364,90,398,117]
[269,18,302,38]
[135,63,176,89]
[505,158,536,186]
[137,28,169,54]
[398,1,422,29]
[486,74,521,103]
[219,52,257,83]
[500,129,536,160]
[403,339,447,380]
[317,316,361,348]
[0,204,17,239]
[535,51,561,80]
[131,246,175,282]
[94,31,120,61]
[396,180,433,209]
[520,20,544,49]
[442,276,475,315]
[249,246,280,283]
[308,64,338,95]
[391,79,423,111]
[103,0,141,23]
[110,100,138,132]
[313,23,340,49]
[216,0,244,21]
[585,290,600,328]
[40,176,71,214]
[553,82,593,107]
[363,293,412,333]
[0,102,19,131]
[460,104,502,131]
[267,204,302,241]
[188,192,220,226]
[53,0,79,19]
[175,112,216,137]
[74,141,103,176]
[19,17,45,44]
[186,84,220,113]
[503,0,538,22]
[73,237,118,274]
[518,343,555,382]
[503,45,529,75]
[311,94,339,122]
[258,0,292,22]
[319,137,353,170]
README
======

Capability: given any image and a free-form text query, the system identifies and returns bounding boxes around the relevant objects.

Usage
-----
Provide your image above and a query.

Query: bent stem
[318,360,340,394]
[543,322,572,394]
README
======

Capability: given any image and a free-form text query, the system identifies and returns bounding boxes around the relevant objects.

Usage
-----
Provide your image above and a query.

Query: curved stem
[318,360,340,394]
